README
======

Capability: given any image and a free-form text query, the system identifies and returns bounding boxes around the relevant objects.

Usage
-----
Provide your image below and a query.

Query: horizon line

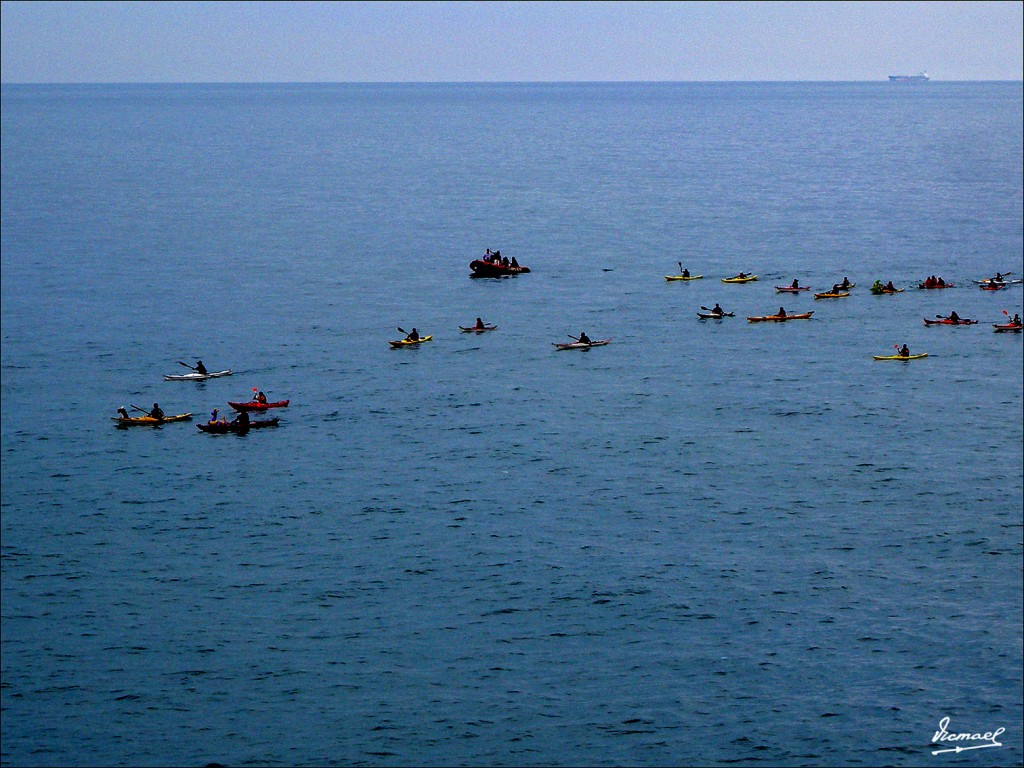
[3,78,1023,86]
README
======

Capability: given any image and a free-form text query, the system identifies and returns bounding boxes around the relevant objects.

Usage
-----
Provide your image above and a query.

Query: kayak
[980,283,1006,291]
[993,323,1023,332]
[923,318,978,326]
[775,286,810,293]
[747,312,813,322]
[722,275,758,283]
[163,369,233,381]
[228,399,290,411]
[113,413,192,426]
[697,312,735,319]
[389,335,433,348]
[917,283,955,289]
[197,417,279,433]
[459,325,497,332]
[469,260,530,277]
[664,274,704,281]
[974,278,1022,285]
[873,353,928,361]
[553,339,611,350]
[814,292,850,299]
[870,286,904,294]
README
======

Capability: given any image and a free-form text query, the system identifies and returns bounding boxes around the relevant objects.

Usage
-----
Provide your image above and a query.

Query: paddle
[128,404,154,416]
[567,334,581,341]
[177,361,197,371]
[678,262,683,275]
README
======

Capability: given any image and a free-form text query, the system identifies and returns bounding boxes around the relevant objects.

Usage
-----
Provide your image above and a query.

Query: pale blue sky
[1,1,1021,83]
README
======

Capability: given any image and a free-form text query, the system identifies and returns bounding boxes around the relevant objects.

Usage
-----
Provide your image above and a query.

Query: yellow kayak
[722,275,758,283]
[113,413,193,426]
[389,335,433,348]
[664,274,704,281]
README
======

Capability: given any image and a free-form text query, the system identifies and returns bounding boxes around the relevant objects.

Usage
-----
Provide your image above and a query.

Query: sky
[1,0,1021,83]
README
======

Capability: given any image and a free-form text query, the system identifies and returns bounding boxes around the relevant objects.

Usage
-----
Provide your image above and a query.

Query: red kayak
[993,323,1023,332]
[918,282,955,289]
[228,399,290,411]
[923,317,977,326]
[469,259,530,278]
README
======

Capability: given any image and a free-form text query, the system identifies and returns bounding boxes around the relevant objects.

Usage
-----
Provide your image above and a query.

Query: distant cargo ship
[889,72,929,82]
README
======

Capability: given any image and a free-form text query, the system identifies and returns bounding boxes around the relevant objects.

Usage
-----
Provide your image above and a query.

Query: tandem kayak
[459,325,497,333]
[197,417,279,433]
[228,400,290,411]
[113,413,192,426]
[923,317,978,326]
[775,286,810,293]
[747,312,813,322]
[873,353,928,361]
[664,274,704,281]
[553,339,611,350]
[697,312,735,319]
[870,286,904,294]
[917,283,955,289]
[722,275,758,283]
[993,323,1023,332]
[469,260,530,278]
[389,335,433,348]
[814,292,850,299]
[163,369,233,381]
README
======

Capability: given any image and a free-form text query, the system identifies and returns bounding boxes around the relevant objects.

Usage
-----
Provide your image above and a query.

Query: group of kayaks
[114,362,289,434]
[672,268,1022,358]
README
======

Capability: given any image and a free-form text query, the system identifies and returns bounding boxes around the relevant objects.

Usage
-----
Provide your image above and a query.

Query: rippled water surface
[2,82,1022,767]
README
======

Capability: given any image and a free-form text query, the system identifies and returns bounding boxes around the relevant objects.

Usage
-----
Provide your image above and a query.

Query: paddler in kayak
[195,360,208,375]
[230,410,250,429]
[885,280,896,292]
[711,303,725,317]
[117,406,129,420]
[839,277,852,289]
[790,278,800,289]
[899,344,911,357]
[404,328,420,342]
[255,390,268,404]
[577,331,592,345]
[948,311,962,323]
[473,317,488,330]
[681,267,691,278]
[776,307,787,318]
[148,403,165,420]
[732,272,748,280]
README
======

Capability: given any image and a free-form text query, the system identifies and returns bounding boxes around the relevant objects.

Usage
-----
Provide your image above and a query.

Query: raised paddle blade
[177,361,195,369]
[129,404,148,413]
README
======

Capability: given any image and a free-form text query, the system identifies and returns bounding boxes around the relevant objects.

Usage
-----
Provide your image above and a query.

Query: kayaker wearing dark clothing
[474,317,487,330]
[840,277,852,288]
[149,403,164,420]
[682,268,691,278]
[405,328,420,342]
[885,281,896,291]
[791,279,799,288]
[899,344,910,357]
[231,410,250,428]
[117,407,129,419]
[510,256,519,268]
[711,303,724,316]
[777,307,787,318]
[949,311,961,323]
[255,391,268,404]
[195,360,208,375]
[578,332,592,345]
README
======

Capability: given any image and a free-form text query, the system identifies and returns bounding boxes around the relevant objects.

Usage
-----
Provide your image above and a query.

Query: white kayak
[164,369,233,381]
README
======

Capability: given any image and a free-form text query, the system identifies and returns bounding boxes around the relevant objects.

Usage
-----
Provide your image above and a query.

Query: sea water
[2,82,1022,767]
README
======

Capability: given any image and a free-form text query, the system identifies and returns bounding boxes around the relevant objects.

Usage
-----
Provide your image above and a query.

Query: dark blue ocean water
[2,82,1022,767]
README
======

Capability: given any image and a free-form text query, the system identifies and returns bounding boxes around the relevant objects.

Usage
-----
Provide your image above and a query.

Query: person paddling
[776,307,787,318]
[148,403,165,420]
[405,328,420,342]
[474,317,487,330]
[899,344,910,357]
[577,331,592,345]
[195,360,208,375]
[711,303,725,316]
